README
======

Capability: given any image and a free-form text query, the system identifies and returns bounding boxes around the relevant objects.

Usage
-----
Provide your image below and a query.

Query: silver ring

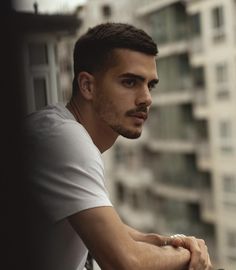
[171,234,186,238]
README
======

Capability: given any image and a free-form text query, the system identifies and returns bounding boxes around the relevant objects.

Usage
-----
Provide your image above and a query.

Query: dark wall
[0,1,30,270]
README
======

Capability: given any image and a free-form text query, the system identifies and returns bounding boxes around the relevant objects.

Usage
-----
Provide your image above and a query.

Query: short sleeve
[28,121,112,222]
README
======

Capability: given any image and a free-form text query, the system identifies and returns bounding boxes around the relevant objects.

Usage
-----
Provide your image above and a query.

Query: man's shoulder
[24,103,100,158]
[25,103,73,126]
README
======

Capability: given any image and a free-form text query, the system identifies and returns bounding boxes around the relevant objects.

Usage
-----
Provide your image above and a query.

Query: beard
[93,92,148,139]
[109,106,148,139]
[110,123,142,139]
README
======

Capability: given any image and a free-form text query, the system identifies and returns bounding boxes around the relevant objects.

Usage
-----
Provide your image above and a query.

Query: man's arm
[125,224,213,270]
[68,206,190,270]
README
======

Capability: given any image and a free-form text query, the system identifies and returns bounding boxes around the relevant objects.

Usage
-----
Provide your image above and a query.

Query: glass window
[116,182,125,203]
[212,6,224,29]
[227,230,236,248]
[190,13,201,37]
[193,66,205,88]
[215,63,229,99]
[219,120,231,139]
[216,63,227,83]
[212,6,225,42]
[223,175,236,193]
[33,77,48,110]
[101,4,112,18]
[28,43,48,66]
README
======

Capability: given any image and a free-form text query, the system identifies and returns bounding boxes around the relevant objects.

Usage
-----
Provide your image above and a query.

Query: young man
[25,23,212,270]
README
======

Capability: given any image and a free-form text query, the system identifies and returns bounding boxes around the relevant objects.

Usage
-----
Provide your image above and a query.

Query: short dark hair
[72,22,158,96]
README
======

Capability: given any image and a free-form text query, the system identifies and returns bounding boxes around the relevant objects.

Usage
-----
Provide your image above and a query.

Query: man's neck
[66,97,118,153]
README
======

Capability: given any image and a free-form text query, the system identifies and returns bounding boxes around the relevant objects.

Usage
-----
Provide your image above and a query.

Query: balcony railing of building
[196,141,211,171]
[193,88,208,119]
[200,190,215,223]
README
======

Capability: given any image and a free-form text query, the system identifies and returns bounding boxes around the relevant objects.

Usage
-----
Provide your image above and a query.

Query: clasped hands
[161,233,213,270]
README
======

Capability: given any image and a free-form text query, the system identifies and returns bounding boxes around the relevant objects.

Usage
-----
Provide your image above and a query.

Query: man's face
[92,49,158,139]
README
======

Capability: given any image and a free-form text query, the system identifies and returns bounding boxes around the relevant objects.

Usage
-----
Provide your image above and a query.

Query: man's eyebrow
[118,73,159,84]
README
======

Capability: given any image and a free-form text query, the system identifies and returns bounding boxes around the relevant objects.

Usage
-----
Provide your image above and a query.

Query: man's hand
[164,234,213,270]
[125,226,212,270]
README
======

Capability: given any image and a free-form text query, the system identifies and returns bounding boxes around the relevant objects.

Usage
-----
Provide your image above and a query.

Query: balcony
[196,141,211,171]
[200,190,216,223]
[152,90,193,106]
[114,166,153,188]
[158,40,189,58]
[189,35,203,53]
[147,138,195,154]
[118,204,155,231]
[153,182,200,202]
[193,88,209,119]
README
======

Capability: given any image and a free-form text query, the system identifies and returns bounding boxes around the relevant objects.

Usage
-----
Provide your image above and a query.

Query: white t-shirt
[25,104,112,270]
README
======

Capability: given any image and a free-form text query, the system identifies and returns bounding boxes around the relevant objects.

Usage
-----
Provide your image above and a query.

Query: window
[223,175,236,193]
[227,230,236,248]
[101,4,112,18]
[219,120,231,139]
[190,13,201,37]
[224,202,236,212]
[33,77,48,110]
[212,6,225,41]
[193,66,205,88]
[28,43,48,66]
[215,63,229,99]
[212,6,224,28]
[116,182,125,203]
[216,63,227,83]
[219,120,234,154]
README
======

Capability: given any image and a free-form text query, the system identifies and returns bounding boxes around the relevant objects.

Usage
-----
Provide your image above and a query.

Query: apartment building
[136,0,235,269]
[16,10,80,114]
[79,0,236,269]
[184,1,236,269]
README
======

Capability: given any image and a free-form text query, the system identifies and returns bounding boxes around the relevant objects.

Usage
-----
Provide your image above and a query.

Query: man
[25,23,212,270]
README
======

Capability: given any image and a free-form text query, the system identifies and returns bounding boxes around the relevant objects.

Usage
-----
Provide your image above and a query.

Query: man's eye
[122,79,136,88]
[148,83,157,91]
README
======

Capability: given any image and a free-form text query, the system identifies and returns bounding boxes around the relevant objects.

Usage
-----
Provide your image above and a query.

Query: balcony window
[190,13,201,37]
[227,230,236,248]
[101,4,112,18]
[219,120,231,139]
[33,77,48,110]
[116,182,125,203]
[192,66,205,88]
[218,120,233,154]
[212,6,224,29]
[151,105,194,140]
[157,54,191,93]
[150,3,188,45]
[28,43,48,66]
[212,6,225,42]
[223,175,236,193]
[215,63,229,99]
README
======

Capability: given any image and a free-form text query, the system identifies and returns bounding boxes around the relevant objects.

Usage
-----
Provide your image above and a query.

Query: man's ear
[77,72,95,100]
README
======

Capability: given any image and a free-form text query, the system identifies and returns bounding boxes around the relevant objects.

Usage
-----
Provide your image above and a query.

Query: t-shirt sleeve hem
[53,200,113,223]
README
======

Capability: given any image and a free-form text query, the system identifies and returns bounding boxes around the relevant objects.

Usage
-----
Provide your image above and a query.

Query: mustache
[126,106,148,116]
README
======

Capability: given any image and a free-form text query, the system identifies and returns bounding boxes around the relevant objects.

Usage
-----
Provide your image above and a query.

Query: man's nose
[135,87,152,107]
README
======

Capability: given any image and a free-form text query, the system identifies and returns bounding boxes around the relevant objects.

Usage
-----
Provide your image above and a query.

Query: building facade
[17,11,80,114]
[79,0,236,269]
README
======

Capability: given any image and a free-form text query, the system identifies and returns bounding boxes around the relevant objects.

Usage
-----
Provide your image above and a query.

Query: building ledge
[153,183,200,202]
[158,40,189,58]
[152,90,193,106]
[136,0,180,16]
[147,139,195,153]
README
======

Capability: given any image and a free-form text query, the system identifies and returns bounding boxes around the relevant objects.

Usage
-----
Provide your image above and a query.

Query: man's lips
[129,112,148,121]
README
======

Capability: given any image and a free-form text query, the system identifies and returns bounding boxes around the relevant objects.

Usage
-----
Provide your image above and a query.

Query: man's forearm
[125,224,166,246]
[125,224,213,270]
[131,240,190,270]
